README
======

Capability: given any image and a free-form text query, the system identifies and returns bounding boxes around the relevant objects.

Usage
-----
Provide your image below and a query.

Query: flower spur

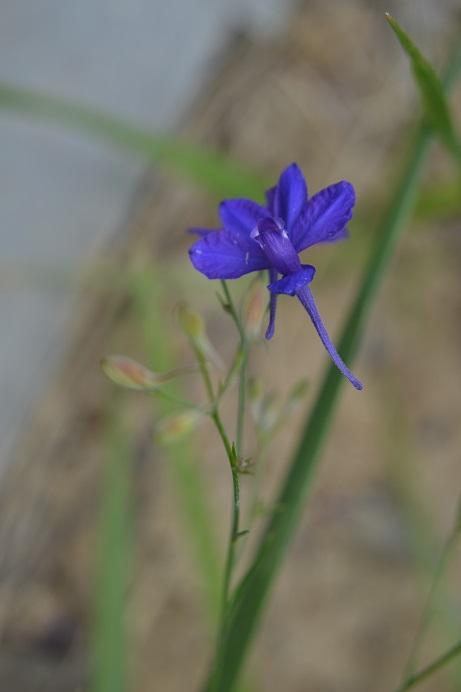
[188,163,363,390]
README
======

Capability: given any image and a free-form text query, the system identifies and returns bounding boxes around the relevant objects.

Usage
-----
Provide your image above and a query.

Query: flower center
[250,217,301,275]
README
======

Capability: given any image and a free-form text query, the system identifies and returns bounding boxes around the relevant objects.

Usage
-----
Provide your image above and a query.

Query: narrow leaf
[0,82,268,199]
[386,14,461,163]
[91,405,131,692]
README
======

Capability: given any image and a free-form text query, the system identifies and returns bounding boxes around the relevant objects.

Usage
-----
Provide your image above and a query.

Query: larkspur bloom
[188,163,363,390]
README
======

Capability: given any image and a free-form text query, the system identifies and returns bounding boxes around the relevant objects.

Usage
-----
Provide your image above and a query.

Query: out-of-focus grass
[0,83,269,200]
[381,378,461,687]
[92,402,132,692]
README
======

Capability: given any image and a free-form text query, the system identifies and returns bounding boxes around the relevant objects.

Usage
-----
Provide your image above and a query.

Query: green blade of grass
[0,82,268,200]
[91,403,132,692]
[386,14,461,164]
[207,37,461,692]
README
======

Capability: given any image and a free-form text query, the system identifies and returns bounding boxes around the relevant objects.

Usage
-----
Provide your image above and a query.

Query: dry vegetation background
[0,1,460,691]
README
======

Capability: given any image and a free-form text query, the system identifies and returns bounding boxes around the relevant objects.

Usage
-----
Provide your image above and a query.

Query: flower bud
[102,355,195,391]
[101,355,161,390]
[177,302,223,369]
[177,303,205,341]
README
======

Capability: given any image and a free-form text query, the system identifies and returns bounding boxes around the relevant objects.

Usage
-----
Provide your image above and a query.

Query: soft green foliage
[0,82,268,199]
[91,406,131,692]
[386,14,461,164]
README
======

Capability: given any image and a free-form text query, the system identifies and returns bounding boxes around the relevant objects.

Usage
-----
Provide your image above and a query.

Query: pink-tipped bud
[102,355,195,391]
[101,355,161,390]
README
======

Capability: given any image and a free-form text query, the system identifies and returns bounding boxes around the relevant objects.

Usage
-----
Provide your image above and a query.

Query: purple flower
[188,163,363,390]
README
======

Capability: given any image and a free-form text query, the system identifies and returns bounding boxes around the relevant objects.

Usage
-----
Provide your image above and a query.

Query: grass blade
[0,82,268,199]
[207,37,461,692]
[91,404,132,692]
[386,14,461,163]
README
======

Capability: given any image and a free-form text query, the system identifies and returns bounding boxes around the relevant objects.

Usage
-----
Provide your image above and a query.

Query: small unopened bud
[102,355,195,391]
[155,410,203,444]
[177,302,223,369]
[102,355,161,390]
[177,303,205,341]
[243,282,267,340]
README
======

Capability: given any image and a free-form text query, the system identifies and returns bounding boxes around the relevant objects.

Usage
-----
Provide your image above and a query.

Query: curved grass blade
[396,637,461,692]
[386,14,461,164]
[206,37,461,692]
[0,82,268,200]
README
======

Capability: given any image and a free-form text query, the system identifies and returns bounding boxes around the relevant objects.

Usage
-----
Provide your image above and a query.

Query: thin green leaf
[0,82,268,199]
[91,404,131,692]
[206,37,461,692]
[396,638,461,692]
[386,13,461,163]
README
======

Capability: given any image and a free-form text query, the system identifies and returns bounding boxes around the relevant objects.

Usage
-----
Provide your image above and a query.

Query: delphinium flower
[188,163,363,390]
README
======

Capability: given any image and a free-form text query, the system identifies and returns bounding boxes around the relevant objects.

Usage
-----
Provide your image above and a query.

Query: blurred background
[0,1,460,690]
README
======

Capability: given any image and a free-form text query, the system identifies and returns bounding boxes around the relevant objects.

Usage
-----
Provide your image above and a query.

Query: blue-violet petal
[273,162,308,235]
[189,229,270,279]
[268,265,316,296]
[291,180,355,251]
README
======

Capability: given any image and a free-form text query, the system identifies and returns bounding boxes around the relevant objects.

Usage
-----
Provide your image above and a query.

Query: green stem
[217,346,244,400]
[192,332,240,616]
[396,638,461,692]
[219,280,248,458]
[210,410,233,461]
[220,465,241,620]
[220,281,245,341]
[236,350,248,459]
[205,282,250,692]
[194,344,216,404]
[401,529,459,681]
